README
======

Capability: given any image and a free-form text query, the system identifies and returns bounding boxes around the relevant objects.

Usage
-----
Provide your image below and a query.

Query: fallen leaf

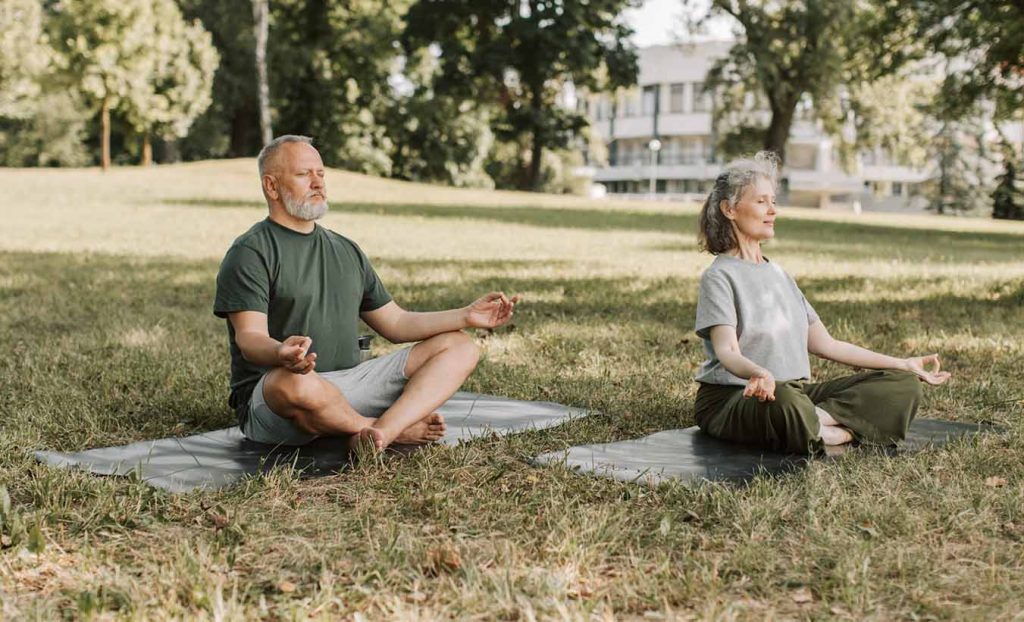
[985,476,1008,488]
[279,581,296,593]
[791,587,813,604]
[427,544,462,573]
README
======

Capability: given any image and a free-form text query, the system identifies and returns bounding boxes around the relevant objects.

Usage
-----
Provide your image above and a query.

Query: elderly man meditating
[692,152,951,454]
[214,135,519,452]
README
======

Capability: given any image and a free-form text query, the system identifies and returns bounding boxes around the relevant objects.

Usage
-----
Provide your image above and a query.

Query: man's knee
[433,331,480,369]
[263,370,328,415]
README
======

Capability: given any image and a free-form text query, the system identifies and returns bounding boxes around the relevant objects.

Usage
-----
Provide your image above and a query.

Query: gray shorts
[243,347,412,446]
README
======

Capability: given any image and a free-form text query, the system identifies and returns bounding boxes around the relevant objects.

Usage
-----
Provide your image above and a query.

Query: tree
[685,0,918,166]
[403,0,639,190]
[992,149,1024,220]
[387,49,495,188]
[268,0,406,176]
[892,1,1024,120]
[926,114,998,215]
[0,0,51,120]
[52,0,156,170]
[176,0,262,159]
[252,0,271,147]
[125,0,219,166]
[0,0,90,167]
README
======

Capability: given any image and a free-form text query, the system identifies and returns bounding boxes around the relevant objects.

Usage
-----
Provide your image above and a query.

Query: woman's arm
[709,325,777,401]
[807,321,951,385]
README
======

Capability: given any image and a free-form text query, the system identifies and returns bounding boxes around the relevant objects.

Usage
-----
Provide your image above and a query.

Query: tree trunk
[526,85,544,191]
[101,97,111,171]
[253,0,272,147]
[764,101,795,167]
[141,132,152,166]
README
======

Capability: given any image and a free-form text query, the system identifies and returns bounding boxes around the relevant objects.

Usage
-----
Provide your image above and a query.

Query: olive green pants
[695,369,923,454]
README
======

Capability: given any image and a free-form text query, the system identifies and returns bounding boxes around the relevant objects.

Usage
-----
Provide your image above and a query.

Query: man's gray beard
[283,193,328,221]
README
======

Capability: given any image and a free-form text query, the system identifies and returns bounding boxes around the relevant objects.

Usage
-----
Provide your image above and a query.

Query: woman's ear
[719,199,735,221]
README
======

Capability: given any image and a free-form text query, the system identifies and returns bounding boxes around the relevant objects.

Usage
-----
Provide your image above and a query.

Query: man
[214,135,519,452]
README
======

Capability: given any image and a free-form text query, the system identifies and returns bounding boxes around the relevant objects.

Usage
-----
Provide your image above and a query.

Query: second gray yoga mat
[534,419,998,486]
[35,392,585,493]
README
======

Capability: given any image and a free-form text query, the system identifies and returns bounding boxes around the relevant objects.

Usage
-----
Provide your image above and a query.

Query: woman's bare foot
[394,413,447,445]
[820,424,855,446]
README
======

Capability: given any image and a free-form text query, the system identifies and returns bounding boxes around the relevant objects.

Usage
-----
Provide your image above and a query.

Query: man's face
[272,143,328,221]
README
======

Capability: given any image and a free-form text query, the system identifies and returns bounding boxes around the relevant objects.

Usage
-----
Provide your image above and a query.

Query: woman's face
[721,175,777,243]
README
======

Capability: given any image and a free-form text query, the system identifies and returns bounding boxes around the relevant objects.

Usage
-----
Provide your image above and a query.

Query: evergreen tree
[992,154,1024,220]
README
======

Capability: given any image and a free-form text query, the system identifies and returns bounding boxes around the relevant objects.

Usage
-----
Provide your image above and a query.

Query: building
[583,42,934,210]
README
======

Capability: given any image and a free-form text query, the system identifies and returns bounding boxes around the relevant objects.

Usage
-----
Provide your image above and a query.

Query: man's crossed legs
[245,331,479,451]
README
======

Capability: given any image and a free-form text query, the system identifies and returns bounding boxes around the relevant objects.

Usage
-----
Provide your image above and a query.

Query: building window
[692,82,710,113]
[642,86,657,116]
[892,182,903,196]
[622,92,639,117]
[669,83,685,113]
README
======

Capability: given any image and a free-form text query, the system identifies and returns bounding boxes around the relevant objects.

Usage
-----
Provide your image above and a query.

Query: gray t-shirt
[694,254,819,385]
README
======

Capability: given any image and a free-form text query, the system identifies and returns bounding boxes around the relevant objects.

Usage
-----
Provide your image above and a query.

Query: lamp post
[648,138,662,198]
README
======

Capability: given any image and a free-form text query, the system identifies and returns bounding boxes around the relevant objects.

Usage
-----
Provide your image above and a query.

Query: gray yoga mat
[35,392,585,493]
[534,418,998,486]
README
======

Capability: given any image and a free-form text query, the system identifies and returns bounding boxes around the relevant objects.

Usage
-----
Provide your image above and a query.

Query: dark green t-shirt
[213,218,392,425]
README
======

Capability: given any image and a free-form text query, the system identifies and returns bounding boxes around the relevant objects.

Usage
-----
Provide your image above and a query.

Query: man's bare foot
[820,424,855,446]
[347,426,385,456]
[394,413,447,445]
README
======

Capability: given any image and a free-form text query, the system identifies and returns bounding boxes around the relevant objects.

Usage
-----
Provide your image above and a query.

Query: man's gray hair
[257,135,314,177]
[698,151,780,254]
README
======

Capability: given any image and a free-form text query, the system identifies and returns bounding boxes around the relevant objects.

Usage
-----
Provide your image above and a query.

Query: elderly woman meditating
[693,152,951,454]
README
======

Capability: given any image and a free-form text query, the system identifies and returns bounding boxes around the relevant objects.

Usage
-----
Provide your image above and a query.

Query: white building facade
[584,43,933,210]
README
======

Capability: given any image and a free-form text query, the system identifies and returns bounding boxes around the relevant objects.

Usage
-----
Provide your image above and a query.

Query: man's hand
[743,368,776,402]
[277,335,317,374]
[465,292,521,329]
[903,353,951,386]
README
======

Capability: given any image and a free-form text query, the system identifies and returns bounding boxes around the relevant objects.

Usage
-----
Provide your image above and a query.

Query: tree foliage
[0,0,90,166]
[687,0,917,166]
[403,0,639,190]
[51,0,218,169]
[891,1,1024,120]
[125,0,219,165]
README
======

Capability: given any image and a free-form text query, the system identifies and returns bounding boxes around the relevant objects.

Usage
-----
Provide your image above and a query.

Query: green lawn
[1,161,1023,619]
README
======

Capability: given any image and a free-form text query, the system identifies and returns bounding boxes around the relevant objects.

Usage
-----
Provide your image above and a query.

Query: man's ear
[719,199,735,221]
[262,175,279,201]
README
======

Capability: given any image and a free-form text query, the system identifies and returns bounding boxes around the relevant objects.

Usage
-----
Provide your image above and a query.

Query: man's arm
[229,311,317,374]
[361,292,519,344]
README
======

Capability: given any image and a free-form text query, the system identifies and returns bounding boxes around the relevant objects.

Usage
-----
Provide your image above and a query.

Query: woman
[693,152,950,454]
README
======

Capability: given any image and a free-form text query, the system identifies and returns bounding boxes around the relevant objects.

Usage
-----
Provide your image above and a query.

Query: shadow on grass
[3,250,1022,454]
[164,197,700,234]
[166,198,1024,262]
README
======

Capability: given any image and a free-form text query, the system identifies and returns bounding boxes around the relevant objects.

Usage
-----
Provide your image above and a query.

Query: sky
[624,0,736,47]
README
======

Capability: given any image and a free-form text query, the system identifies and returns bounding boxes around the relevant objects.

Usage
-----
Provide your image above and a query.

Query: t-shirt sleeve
[213,245,271,318]
[354,245,392,312]
[785,272,819,326]
[695,270,737,339]
[801,292,819,326]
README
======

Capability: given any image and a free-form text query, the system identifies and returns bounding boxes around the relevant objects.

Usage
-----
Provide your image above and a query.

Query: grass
[1,160,1023,619]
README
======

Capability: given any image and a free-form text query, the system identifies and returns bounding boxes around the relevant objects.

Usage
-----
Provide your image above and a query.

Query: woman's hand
[903,354,951,386]
[743,368,776,402]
